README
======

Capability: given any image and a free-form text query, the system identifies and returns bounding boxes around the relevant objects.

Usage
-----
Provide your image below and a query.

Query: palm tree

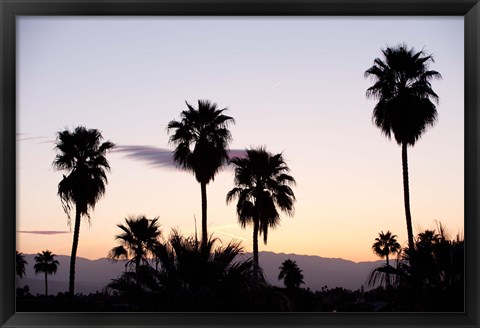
[278,259,304,290]
[365,44,441,252]
[164,232,254,311]
[226,147,296,277]
[16,251,28,278]
[33,250,59,296]
[53,126,115,297]
[366,227,465,311]
[397,227,464,311]
[372,230,401,288]
[407,229,441,288]
[372,230,401,268]
[167,100,235,252]
[107,230,254,311]
[108,215,162,274]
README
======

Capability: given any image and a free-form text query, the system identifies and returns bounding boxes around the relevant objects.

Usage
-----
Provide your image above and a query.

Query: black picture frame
[1,0,478,327]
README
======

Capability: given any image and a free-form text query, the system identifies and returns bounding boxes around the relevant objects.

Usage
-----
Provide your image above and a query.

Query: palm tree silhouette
[396,226,464,311]
[167,100,235,252]
[53,126,115,297]
[227,147,295,277]
[16,251,28,278]
[365,44,441,252]
[33,250,59,296]
[107,230,254,311]
[163,232,254,311]
[278,259,304,290]
[406,229,442,289]
[372,230,401,268]
[372,230,401,289]
[108,215,162,274]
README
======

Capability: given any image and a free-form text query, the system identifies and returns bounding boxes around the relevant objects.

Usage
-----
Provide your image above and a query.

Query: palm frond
[364,44,441,146]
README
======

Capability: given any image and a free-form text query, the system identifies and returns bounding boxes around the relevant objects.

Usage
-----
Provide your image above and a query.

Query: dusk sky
[16,16,464,263]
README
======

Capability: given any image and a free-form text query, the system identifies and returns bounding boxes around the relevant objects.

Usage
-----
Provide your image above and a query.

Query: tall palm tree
[16,251,28,278]
[167,100,235,251]
[278,259,304,290]
[226,147,296,277]
[365,44,441,252]
[33,250,59,296]
[108,215,162,274]
[53,126,115,297]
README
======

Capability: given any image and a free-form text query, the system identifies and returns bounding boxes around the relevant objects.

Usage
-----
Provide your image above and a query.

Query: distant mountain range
[16,252,383,296]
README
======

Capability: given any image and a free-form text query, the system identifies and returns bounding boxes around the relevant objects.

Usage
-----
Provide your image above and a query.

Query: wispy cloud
[16,136,48,142]
[214,230,247,241]
[210,224,248,242]
[272,77,287,88]
[18,230,70,235]
[115,145,246,169]
[16,133,50,143]
[210,223,240,230]
[114,145,174,168]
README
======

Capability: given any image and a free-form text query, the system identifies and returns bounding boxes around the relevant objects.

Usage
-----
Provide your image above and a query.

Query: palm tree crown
[227,147,296,274]
[167,100,235,251]
[365,44,441,253]
[167,100,235,183]
[53,126,115,297]
[108,215,162,274]
[33,250,59,296]
[278,259,304,290]
[365,44,441,146]
[16,251,28,278]
[54,126,115,224]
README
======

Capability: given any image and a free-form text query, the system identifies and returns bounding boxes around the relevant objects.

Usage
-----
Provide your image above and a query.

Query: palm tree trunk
[135,256,140,275]
[386,254,390,289]
[45,272,48,296]
[69,207,81,298]
[402,143,415,253]
[200,181,208,252]
[253,217,259,279]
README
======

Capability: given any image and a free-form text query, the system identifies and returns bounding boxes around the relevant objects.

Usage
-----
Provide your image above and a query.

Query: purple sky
[16,16,464,262]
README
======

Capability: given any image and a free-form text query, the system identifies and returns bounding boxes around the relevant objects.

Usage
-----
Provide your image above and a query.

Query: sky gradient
[16,16,464,262]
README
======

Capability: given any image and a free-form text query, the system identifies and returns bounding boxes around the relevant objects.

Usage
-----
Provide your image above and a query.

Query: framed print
[1,0,479,327]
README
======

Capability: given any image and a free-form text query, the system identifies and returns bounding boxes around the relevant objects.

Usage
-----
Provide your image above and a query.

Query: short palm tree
[16,251,28,278]
[372,230,401,289]
[108,215,162,274]
[278,259,304,290]
[107,230,254,311]
[373,230,401,268]
[167,100,235,252]
[365,44,441,252]
[53,126,115,297]
[227,147,296,277]
[408,229,441,287]
[33,250,59,296]
[160,231,254,311]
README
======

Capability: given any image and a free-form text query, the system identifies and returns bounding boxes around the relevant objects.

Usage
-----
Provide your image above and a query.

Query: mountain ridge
[16,252,383,296]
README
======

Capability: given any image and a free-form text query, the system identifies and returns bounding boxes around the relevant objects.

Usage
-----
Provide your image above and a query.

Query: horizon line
[17,250,383,264]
